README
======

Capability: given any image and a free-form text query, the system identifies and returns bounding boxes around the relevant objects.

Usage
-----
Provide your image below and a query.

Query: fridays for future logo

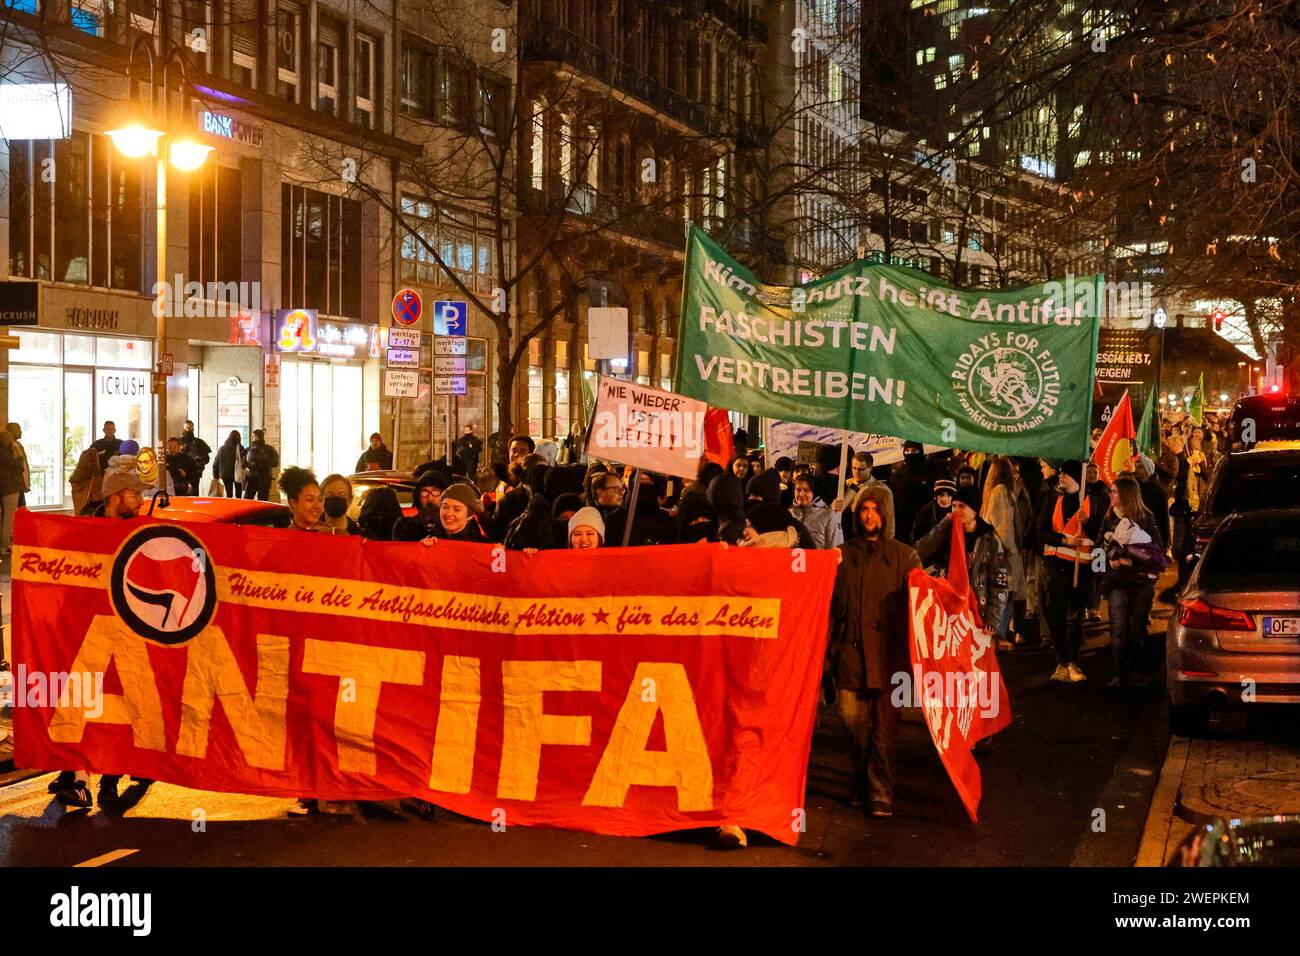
[109,525,217,645]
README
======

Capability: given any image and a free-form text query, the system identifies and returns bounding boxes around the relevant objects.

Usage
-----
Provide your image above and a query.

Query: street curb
[1068,684,1170,867]
[1135,735,1190,867]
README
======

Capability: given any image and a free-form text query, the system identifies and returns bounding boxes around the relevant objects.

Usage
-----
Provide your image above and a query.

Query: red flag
[125,552,202,626]
[906,517,1012,822]
[1091,390,1136,484]
[702,407,735,467]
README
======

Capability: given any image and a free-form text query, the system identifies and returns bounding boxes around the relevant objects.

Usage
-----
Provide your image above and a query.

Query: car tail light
[1178,597,1255,632]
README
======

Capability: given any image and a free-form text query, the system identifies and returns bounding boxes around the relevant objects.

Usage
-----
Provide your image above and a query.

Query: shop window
[282,184,363,319]
[189,164,243,290]
[527,338,543,437]
[9,134,142,294]
[355,33,379,129]
[64,334,95,365]
[554,340,569,440]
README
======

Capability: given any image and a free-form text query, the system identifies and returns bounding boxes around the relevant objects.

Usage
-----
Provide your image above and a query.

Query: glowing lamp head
[1270,384,1281,394]
[168,139,214,171]
[106,124,164,158]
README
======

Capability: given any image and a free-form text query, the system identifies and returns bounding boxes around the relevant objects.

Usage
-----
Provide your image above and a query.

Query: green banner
[674,225,1101,460]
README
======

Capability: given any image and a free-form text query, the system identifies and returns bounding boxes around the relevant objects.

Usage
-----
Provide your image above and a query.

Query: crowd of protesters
[27,411,1214,844]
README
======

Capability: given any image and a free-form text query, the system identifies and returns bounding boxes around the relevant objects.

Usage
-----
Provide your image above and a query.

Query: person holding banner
[1039,462,1107,683]
[829,485,922,818]
[916,486,1010,645]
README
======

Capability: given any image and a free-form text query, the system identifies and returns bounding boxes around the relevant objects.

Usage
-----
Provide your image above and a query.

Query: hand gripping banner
[907,518,1012,822]
[11,512,836,844]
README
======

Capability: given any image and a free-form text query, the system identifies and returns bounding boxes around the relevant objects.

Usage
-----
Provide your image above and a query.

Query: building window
[400,198,503,294]
[401,40,435,118]
[277,3,304,102]
[181,0,212,70]
[281,184,362,318]
[127,0,157,34]
[188,164,243,290]
[529,102,545,190]
[355,33,379,129]
[317,16,342,117]
[437,53,471,127]
[231,0,259,87]
[477,72,509,139]
[9,133,142,293]
[72,0,106,36]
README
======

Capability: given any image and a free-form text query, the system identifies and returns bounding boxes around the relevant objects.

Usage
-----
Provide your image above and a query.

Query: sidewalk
[1138,710,1300,865]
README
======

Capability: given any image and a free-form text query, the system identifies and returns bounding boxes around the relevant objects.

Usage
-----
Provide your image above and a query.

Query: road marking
[74,848,139,868]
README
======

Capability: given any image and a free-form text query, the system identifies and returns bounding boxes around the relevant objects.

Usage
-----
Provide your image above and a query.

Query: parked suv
[1168,509,1300,735]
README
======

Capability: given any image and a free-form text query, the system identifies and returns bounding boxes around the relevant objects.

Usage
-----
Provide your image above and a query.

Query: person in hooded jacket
[708,461,747,545]
[915,485,1010,639]
[744,467,783,507]
[789,474,842,549]
[503,476,557,550]
[358,486,405,540]
[677,461,722,543]
[828,483,922,818]
[889,441,933,545]
[550,493,586,548]
[605,472,679,546]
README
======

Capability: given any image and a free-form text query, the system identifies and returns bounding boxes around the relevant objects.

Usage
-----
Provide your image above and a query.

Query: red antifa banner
[906,519,1012,823]
[12,512,835,844]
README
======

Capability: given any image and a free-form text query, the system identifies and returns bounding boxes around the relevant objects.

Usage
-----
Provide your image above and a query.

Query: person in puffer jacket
[1100,475,1168,688]
[788,473,843,549]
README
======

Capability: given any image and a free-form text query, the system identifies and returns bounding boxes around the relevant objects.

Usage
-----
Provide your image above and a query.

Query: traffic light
[1212,309,1226,332]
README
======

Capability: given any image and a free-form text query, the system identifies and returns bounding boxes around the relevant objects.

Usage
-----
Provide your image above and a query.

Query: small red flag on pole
[1091,390,1137,485]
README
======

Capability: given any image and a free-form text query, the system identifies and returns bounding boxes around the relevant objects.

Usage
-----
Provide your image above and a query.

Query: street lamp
[110,35,210,493]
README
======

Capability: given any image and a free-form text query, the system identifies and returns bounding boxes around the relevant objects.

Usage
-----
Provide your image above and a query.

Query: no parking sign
[392,288,422,327]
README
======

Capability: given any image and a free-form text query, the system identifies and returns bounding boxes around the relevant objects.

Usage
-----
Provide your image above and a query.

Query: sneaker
[1068,663,1087,682]
[97,778,120,811]
[54,781,92,809]
[48,771,76,794]
[287,798,317,816]
[869,802,894,818]
[1050,665,1070,682]
[716,824,748,848]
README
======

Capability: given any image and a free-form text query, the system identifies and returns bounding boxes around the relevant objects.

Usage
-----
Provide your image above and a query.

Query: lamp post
[107,35,212,493]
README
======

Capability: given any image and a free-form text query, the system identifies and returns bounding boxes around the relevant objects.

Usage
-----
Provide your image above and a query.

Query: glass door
[8,365,63,507]
[64,369,95,506]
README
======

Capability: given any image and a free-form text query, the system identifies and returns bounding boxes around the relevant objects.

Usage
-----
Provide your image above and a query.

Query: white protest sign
[586,376,707,479]
[764,419,946,467]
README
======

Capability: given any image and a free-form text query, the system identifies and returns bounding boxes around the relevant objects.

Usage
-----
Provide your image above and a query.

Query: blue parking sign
[434,300,467,336]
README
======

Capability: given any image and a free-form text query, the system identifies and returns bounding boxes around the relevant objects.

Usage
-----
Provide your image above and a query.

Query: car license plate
[1263,616,1300,637]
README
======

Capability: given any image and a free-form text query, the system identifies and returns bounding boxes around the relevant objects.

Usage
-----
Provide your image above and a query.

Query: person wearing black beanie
[1038,460,1106,683]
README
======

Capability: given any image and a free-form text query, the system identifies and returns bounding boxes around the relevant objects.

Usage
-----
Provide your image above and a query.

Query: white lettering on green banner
[673,225,1101,459]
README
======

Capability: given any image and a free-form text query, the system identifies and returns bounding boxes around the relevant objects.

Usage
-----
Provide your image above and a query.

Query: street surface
[1,612,1169,866]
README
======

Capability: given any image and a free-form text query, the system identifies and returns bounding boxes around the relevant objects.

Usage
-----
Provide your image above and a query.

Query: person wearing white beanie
[567,506,605,548]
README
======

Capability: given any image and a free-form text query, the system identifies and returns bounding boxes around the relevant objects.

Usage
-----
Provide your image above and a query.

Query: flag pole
[835,430,850,507]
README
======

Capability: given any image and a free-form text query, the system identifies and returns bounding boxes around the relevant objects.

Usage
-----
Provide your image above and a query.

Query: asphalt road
[0,617,1169,867]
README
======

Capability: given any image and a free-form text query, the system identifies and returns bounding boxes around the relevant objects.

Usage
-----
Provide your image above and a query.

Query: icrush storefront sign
[675,226,1101,460]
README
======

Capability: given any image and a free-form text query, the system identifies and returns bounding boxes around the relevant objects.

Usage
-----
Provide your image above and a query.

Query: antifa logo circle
[109,525,217,645]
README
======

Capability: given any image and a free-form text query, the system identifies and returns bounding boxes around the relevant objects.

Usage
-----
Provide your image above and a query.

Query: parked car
[1191,446,1300,555]
[347,470,418,520]
[144,495,292,528]
[1172,815,1300,866]
[1168,508,1300,735]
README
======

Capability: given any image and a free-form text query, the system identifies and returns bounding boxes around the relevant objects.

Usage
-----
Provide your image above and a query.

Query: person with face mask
[911,477,955,543]
[890,441,933,545]
[319,474,362,535]
[827,484,922,819]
